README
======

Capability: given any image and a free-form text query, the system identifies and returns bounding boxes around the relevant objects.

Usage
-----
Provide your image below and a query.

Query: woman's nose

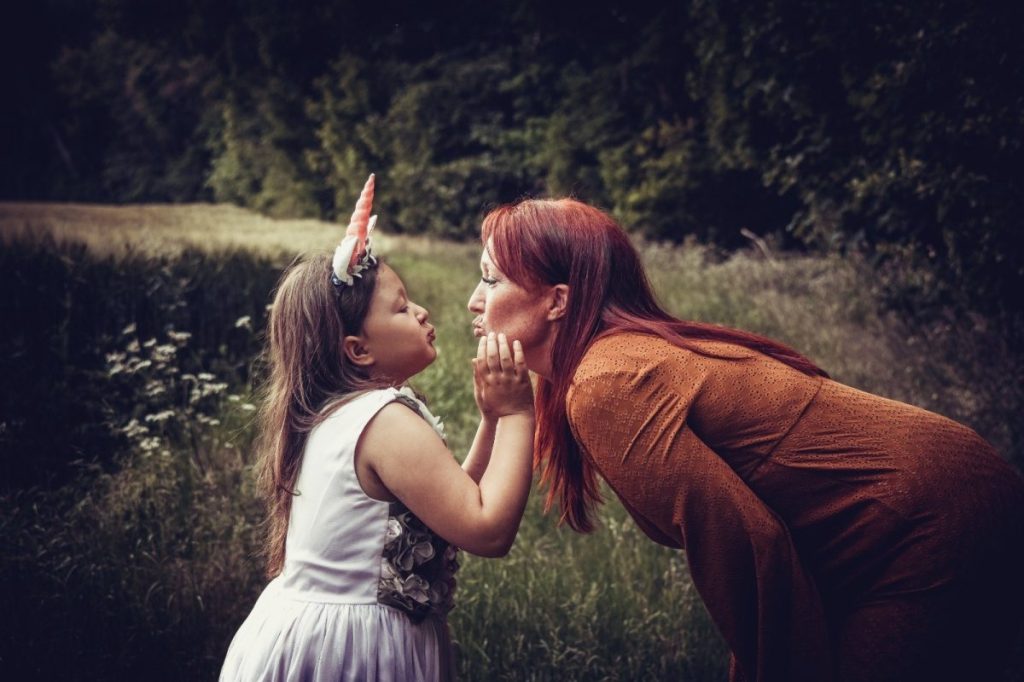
[467,282,484,314]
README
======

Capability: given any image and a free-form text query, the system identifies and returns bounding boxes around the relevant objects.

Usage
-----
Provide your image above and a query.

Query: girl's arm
[359,333,534,557]
[461,417,496,483]
[462,335,531,482]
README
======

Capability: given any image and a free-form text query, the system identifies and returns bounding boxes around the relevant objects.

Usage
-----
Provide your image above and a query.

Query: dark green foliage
[687,0,1024,320]
[0,237,280,490]
[8,0,1021,330]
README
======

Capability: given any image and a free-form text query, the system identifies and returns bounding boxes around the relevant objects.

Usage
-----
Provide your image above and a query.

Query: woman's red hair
[481,198,828,533]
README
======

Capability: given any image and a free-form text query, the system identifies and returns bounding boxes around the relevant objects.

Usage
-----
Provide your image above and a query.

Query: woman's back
[567,332,1023,601]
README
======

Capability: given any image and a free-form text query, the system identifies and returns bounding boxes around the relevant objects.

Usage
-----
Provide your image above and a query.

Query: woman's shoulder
[565,334,687,443]
[568,334,684,417]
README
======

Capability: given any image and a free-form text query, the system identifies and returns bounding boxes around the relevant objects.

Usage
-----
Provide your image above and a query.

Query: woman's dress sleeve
[567,366,834,682]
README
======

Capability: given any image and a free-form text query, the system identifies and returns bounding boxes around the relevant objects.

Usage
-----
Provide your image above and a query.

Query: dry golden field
[0,201,472,259]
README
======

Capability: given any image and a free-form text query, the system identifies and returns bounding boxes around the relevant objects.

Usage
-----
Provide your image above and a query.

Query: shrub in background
[0,237,278,490]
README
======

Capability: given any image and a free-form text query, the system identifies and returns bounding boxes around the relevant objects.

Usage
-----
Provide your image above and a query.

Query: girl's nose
[416,305,429,323]
[467,282,484,314]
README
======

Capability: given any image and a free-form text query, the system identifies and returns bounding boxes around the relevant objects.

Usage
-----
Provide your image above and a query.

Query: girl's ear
[547,284,569,321]
[343,335,375,367]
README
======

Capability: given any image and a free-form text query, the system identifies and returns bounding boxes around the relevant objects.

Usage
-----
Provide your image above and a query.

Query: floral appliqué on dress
[377,388,459,622]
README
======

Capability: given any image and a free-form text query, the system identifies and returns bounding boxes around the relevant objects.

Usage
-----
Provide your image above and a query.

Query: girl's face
[467,240,556,375]
[358,265,437,384]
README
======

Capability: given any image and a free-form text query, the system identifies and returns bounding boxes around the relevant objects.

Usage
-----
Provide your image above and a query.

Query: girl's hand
[473,332,533,420]
[364,331,535,556]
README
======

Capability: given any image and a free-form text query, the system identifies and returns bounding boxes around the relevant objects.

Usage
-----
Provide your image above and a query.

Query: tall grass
[1,206,1021,680]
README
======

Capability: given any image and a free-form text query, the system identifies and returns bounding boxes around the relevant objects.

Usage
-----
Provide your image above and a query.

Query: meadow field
[1,202,1022,680]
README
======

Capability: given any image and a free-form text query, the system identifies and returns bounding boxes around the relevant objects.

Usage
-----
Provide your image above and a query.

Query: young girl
[220,176,535,681]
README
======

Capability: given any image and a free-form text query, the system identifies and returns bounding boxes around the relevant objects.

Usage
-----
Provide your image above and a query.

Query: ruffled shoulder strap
[390,386,447,444]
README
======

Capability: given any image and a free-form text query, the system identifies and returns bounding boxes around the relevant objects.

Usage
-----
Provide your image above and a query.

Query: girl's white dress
[220,388,458,682]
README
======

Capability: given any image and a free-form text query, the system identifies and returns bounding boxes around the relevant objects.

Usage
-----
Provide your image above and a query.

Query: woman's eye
[481,276,498,286]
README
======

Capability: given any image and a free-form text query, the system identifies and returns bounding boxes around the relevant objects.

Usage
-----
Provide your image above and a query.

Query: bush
[0,236,278,490]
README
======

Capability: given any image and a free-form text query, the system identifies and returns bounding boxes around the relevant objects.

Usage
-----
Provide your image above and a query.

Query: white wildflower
[127,358,152,373]
[152,344,177,363]
[167,330,192,345]
[198,381,228,397]
[144,380,166,398]
[121,419,149,438]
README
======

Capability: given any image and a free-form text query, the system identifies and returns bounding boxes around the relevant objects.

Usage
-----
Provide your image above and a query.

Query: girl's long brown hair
[482,199,828,533]
[255,255,381,577]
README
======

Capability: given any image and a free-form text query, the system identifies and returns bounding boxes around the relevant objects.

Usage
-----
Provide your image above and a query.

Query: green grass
[1,204,1021,680]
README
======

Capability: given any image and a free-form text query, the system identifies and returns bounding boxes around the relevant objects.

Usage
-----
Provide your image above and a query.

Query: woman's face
[467,240,554,374]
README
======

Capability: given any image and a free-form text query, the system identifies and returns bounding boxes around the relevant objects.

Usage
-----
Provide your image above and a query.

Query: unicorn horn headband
[331,173,379,287]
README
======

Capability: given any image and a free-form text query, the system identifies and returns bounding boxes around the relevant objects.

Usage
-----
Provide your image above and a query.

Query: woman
[466,198,1024,682]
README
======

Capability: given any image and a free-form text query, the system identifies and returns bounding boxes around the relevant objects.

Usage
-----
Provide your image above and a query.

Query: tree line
[4,0,1023,324]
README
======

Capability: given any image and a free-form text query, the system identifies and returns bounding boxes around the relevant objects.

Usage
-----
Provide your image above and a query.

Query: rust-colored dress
[566,332,1024,682]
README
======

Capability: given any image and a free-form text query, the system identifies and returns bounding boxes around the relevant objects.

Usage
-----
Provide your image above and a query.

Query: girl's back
[220,388,456,682]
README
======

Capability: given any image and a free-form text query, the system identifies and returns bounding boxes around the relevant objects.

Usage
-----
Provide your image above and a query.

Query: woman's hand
[473,332,533,420]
